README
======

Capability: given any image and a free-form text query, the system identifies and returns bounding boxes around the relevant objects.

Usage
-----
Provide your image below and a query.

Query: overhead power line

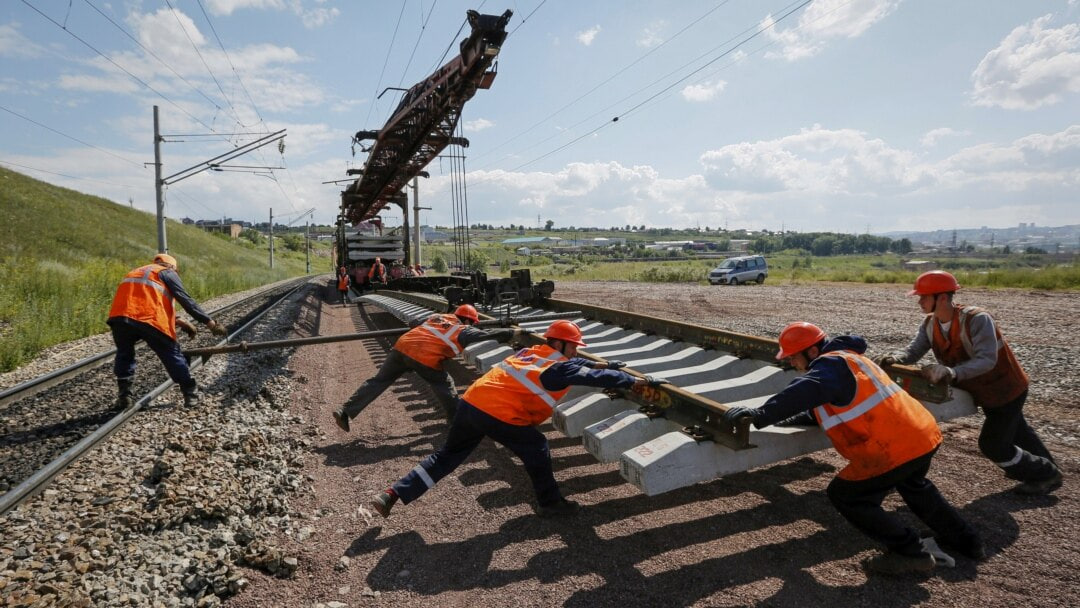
[19,0,227,140]
[194,0,268,131]
[0,159,139,189]
[0,103,143,167]
[80,0,225,115]
[363,0,409,129]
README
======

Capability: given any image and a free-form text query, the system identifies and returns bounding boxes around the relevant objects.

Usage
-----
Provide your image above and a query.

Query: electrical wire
[19,0,226,139]
[0,103,143,167]
[161,0,246,138]
[80,0,225,116]
[396,0,440,89]
[473,0,733,165]
[363,0,409,130]
[194,0,267,130]
[0,159,139,189]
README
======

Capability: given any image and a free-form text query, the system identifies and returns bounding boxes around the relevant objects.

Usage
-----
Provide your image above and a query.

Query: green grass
[421,242,1080,289]
[0,167,328,372]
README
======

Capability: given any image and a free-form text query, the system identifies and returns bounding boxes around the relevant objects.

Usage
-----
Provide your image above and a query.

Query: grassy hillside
[0,167,324,372]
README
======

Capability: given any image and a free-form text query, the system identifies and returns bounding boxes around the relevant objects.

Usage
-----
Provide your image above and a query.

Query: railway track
[357,290,978,495]
[0,278,308,514]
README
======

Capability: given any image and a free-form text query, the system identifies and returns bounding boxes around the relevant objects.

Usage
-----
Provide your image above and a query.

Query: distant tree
[545,219,554,231]
[625,224,631,231]
[431,254,448,273]
[889,238,913,254]
[465,249,490,273]
[282,234,304,252]
[240,228,264,245]
[811,236,836,256]
[1024,246,1047,254]
[1002,245,1011,254]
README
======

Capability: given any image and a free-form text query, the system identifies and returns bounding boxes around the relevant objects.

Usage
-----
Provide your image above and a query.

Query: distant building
[200,223,242,238]
[501,236,563,246]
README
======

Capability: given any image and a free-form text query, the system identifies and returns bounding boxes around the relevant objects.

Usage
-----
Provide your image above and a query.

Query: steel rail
[0,279,308,516]
[0,279,307,410]
[357,290,947,450]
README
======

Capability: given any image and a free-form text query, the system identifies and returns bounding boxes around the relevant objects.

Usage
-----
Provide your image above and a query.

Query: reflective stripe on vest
[812,350,941,481]
[814,354,903,431]
[107,264,176,339]
[493,349,565,408]
[420,321,463,356]
[463,345,570,426]
[393,314,465,368]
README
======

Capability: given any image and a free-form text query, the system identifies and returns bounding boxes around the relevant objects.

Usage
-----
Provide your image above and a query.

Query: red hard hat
[910,270,960,296]
[776,322,827,360]
[543,320,587,347]
[453,304,479,323]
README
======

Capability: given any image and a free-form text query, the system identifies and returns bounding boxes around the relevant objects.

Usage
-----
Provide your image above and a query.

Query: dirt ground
[225,281,1078,608]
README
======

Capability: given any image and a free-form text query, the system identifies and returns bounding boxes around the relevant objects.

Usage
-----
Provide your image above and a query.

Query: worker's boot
[116,379,134,409]
[370,490,398,518]
[537,499,580,518]
[1014,470,1063,495]
[332,408,351,432]
[182,385,202,408]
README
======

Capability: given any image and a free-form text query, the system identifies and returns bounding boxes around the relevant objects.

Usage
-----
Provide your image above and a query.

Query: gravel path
[2,280,1076,607]
[229,281,1078,608]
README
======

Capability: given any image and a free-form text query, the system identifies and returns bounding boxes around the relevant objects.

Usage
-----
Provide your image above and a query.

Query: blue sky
[3,0,1079,233]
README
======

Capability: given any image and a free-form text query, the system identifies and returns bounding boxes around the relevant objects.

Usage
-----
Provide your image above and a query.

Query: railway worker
[722,322,984,575]
[332,304,517,431]
[369,320,661,519]
[367,257,387,289]
[107,254,227,409]
[878,270,1062,495]
[336,270,351,306]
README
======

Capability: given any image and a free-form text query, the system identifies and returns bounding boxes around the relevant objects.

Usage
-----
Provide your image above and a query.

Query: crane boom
[341,9,513,223]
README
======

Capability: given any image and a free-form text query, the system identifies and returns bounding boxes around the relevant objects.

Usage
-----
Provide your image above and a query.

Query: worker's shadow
[350,456,971,607]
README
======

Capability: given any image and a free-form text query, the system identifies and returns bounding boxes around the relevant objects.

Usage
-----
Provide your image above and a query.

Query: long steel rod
[0,281,305,515]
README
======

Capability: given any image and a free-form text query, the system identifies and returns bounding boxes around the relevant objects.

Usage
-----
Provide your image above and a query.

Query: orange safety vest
[463,344,570,426]
[108,263,177,340]
[393,314,466,369]
[368,262,386,281]
[927,304,1028,408]
[337,275,349,290]
[812,350,941,481]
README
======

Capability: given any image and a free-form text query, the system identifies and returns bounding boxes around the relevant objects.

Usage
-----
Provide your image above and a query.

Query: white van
[708,255,768,285]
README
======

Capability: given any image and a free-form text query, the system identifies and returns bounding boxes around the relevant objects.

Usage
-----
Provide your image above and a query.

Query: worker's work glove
[875,354,898,367]
[722,406,755,426]
[634,375,668,388]
[177,319,197,340]
[207,320,227,337]
[922,363,955,385]
[604,360,627,370]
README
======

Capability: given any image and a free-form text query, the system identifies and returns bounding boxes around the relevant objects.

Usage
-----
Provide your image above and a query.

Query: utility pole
[412,174,431,265]
[305,220,311,274]
[269,208,274,269]
[153,106,166,253]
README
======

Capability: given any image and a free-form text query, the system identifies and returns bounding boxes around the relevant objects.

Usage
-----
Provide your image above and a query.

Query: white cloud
[637,21,666,48]
[205,0,338,28]
[51,7,321,115]
[464,118,495,132]
[577,25,601,46]
[681,80,727,102]
[0,22,46,58]
[764,0,901,61]
[920,127,970,147]
[971,15,1080,110]
[206,0,286,16]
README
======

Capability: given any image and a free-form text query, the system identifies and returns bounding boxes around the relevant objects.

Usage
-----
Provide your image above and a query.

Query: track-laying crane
[341,9,512,224]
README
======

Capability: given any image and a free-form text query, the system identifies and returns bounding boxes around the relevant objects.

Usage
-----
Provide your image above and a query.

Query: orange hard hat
[153,253,178,269]
[776,322,827,360]
[543,320,587,347]
[910,270,960,296]
[454,304,480,323]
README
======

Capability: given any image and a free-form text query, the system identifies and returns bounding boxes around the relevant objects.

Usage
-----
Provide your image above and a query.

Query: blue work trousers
[110,319,196,391]
[392,400,563,507]
[827,448,978,556]
[341,350,458,420]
